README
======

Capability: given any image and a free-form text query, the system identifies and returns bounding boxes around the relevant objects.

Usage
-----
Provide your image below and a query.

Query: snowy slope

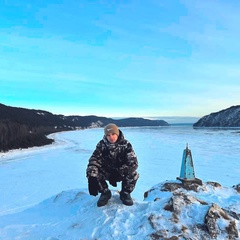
[0,181,240,239]
[193,105,240,127]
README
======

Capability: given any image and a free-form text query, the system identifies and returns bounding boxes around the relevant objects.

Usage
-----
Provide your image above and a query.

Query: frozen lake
[1,125,240,215]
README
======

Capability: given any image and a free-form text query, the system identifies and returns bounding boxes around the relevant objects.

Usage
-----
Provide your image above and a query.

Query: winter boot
[97,189,112,207]
[120,191,133,206]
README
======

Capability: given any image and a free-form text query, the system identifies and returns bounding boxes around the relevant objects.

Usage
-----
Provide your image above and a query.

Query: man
[86,123,139,207]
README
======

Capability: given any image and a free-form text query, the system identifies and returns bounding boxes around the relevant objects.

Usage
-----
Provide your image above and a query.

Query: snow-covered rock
[1,180,240,240]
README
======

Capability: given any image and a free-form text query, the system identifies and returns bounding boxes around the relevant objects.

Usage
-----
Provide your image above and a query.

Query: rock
[145,181,240,239]
[205,203,239,239]
[233,183,240,193]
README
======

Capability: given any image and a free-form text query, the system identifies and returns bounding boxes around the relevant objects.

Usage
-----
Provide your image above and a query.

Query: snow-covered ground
[0,126,240,239]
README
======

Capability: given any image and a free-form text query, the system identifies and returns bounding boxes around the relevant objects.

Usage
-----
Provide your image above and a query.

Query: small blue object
[179,144,195,179]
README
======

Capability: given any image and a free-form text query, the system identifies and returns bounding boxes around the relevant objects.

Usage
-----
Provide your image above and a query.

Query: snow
[0,126,240,239]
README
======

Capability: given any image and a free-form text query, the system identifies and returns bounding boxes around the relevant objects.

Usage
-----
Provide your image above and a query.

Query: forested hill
[193,105,240,127]
[0,103,169,152]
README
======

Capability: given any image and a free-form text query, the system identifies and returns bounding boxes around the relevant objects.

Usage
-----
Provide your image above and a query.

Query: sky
[0,127,240,239]
[1,0,240,119]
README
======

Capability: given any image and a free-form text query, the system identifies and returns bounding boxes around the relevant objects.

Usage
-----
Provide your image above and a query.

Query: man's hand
[88,177,99,196]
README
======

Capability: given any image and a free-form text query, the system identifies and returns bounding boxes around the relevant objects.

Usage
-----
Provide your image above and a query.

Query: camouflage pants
[97,169,139,194]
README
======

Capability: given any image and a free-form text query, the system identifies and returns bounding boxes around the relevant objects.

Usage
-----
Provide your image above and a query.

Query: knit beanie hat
[104,123,119,136]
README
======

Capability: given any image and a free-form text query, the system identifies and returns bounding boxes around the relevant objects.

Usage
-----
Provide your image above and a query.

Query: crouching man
[86,123,139,207]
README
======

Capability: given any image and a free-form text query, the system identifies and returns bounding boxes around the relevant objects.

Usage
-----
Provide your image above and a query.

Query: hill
[0,103,169,152]
[193,105,240,127]
[0,180,239,239]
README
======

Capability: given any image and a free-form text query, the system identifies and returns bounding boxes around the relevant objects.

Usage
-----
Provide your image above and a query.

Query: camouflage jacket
[86,130,138,178]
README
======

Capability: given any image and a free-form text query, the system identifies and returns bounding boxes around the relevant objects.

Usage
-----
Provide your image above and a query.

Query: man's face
[106,133,118,143]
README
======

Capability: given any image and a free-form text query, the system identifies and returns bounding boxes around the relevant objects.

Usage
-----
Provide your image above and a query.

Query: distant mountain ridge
[0,103,169,152]
[193,105,240,127]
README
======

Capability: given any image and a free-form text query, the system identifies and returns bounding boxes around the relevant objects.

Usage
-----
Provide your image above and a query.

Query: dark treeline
[0,120,56,152]
[0,103,169,152]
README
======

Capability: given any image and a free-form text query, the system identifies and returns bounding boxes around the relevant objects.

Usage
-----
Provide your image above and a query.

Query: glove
[119,165,129,177]
[88,177,99,196]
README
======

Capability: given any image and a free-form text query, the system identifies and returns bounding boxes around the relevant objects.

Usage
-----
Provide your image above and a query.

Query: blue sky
[1,0,240,120]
